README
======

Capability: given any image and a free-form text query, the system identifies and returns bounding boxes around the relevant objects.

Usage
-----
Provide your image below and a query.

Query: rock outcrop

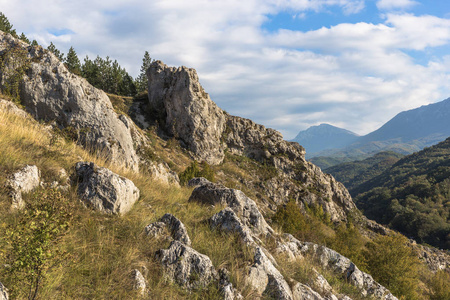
[145,60,357,223]
[145,213,191,246]
[277,234,397,300]
[148,162,180,186]
[0,282,8,300]
[0,99,28,118]
[156,240,218,289]
[0,31,140,171]
[147,61,226,165]
[75,162,140,214]
[6,164,40,209]
[189,179,273,237]
[247,247,293,299]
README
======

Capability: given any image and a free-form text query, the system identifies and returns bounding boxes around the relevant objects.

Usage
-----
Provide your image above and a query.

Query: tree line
[1,12,152,97]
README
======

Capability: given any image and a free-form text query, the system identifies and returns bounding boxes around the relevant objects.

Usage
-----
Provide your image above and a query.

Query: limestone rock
[219,268,243,300]
[0,99,28,118]
[147,60,226,165]
[187,177,211,188]
[292,282,324,300]
[0,282,8,300]
[7,165,40,209]
[0,32,140,171]
[75,162,140,215]
[160,213,191,246]
[277,234,397,300]
[156,240,218,289]
[210,207,255,244]
[189,181,273,236]
[131,269,146,296]
[144,221,168,238]
[247,247,293,299]
[148,162,180,186]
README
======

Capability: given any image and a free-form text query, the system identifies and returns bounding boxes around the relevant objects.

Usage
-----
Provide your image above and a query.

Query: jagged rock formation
[276,234,397,300]
[147,61,226,165]
[6,164,40,209]
[0,282,8,300]
[189,179,273,237]
[75,162,140,214]
[0,31,140,171]
[148,162,180,186]
[145,213,191,246]
[0,99,28,118]
[156,240,218,290]
[146,60,357,223]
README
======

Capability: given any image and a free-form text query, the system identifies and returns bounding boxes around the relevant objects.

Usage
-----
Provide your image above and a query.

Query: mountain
[303,98,450,168]
[291,123,359,158]
[353,138,450,249]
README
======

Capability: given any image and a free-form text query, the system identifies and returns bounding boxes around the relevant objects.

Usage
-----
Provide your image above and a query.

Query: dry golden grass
[0,104,256,299]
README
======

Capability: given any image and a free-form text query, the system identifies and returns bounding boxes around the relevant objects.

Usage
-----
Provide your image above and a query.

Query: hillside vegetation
[354,138,450,249]
[325,151,404,194]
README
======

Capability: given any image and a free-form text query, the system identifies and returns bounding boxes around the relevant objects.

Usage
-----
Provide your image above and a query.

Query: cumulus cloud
[377,0,419,10]
[1,0,450,139]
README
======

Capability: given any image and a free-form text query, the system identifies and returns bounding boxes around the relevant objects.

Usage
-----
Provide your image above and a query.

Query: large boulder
[147,60,226,165]
[155,240,218,290]
[189,180,273,237]
[75,162,140,214]
[6,165,40,209]
[0,31,140,171]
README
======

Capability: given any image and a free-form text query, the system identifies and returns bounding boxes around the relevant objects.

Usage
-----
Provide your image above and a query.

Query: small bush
[179,161,215,185]
[1,188,74,299]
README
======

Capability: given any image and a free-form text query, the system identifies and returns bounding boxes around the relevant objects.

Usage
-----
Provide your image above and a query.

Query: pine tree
[0,12,17,37]
[136,51,152,93]
[18,33,30,44]
[47,42,64,61]
[65,46,81,75]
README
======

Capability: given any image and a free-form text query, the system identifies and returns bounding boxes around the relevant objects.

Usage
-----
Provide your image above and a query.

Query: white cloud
[1,0,450,140]
[377,0,418,10]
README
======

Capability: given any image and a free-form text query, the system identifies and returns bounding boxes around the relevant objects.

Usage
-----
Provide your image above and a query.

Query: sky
[1,0,450,139]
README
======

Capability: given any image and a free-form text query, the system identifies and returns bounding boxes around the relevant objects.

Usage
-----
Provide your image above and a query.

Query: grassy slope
[0,97,446,299]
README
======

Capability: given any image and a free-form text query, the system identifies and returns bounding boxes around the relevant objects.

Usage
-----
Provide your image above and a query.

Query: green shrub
[1,188,74,299]
[179,161,215,185]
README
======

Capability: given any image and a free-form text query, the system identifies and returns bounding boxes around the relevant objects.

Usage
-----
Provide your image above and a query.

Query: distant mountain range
[292,123,359,157]
[293,97,450,167]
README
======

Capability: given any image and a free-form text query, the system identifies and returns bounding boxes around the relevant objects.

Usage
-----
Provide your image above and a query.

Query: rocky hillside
[0,30,449,299]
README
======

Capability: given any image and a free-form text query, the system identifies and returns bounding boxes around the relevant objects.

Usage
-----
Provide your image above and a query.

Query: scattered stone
[219,268,243,300]
[277,234,397,300]
[247,247,292,299]
[7,165,40,209]
[75,162,140,215]
[187,177,211,188]
[148,162,180,186]
[144,221,168,238]
[160,213,191,246]
[0,282,7,300]
[131,269,146,296]
[147,60,226,165]
[189,182,273,237]
[210,208,256,245]
[156,240,218,290]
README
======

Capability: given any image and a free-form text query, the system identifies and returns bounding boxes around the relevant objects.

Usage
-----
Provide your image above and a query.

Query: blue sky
[1,0,450,140]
